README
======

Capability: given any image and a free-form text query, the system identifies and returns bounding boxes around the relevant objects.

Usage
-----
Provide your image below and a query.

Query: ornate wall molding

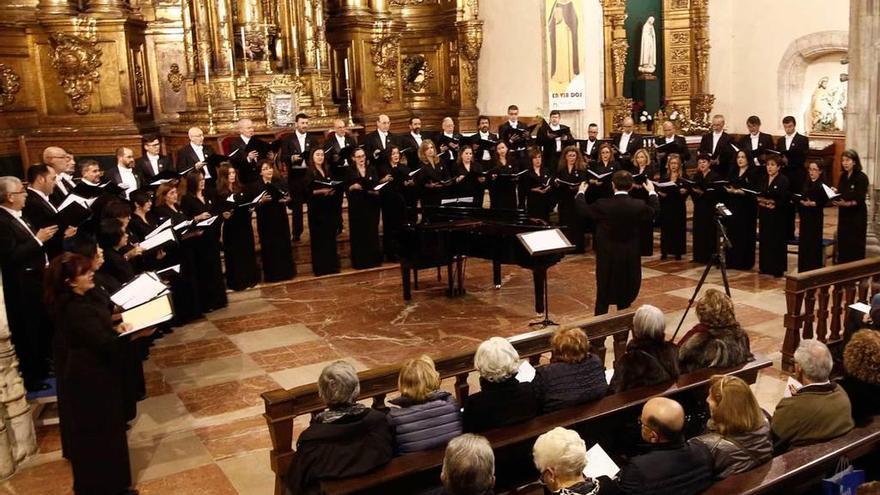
[370,21,402,103]
[48,18,103,115]
[402,54,434,94]
[777,30,848,126]
[167,63,184,93]
[458,22,482,101]
[0,65,21,110]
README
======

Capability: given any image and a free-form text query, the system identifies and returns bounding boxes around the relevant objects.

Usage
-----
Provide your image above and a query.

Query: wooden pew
[703,416,880,495]
[262,310,635,495]
[321,357,773,495]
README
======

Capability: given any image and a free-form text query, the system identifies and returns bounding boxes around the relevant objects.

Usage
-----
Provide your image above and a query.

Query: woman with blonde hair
[692,375,772,478]
[656,153,688,260]
[678,288,752,373]
[555,145,587,253]
[416,139,450,207]
[533,327,607,413]
[387,355,462,454]
[629,147,657,256]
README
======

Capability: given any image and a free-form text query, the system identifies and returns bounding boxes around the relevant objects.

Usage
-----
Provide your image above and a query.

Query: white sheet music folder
[119,293,174,336]
[517,228,574,256]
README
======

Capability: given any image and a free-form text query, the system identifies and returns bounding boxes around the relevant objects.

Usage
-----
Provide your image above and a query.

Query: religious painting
[546,0,586,110]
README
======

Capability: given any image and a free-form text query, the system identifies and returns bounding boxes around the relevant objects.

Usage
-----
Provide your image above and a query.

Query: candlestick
[263,24,273,74]
[240,27,251,82]
[345,87,354,127]
[315,43,326,117]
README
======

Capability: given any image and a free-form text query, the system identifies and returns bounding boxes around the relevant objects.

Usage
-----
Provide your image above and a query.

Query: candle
[228,44,235,75]
[240,27,250,80]
[315,43,322,71]
[344,58,350,83]
[203,49,211,86]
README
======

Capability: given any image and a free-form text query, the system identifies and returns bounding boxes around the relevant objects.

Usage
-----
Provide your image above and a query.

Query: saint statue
[548,0,580,89]
[638,16,656,74]
[810,76,846,132]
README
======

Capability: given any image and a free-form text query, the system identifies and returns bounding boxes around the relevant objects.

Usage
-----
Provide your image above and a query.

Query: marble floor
[0,226,826,494]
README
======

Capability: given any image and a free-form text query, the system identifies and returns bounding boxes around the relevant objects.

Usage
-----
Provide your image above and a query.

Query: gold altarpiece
[601,0,714,134]
[0,0,482,166]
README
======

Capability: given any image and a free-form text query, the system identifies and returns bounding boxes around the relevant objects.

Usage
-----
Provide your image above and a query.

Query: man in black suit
[363,114,395,170]
[0,176,56,391]
[499,105,529,207]
[538,110,574,170]
[175,126,218,186]
[437,117,463,175]
[777,115,810,239]
[611,117,642,169]
[739,115,774,169]
[41,146,77,206]
[225,118,265,185]
[398,116,425,168]
[23,164,76,259]
[136,134,173,180]
[326,119,358,233]
[473,115,499,170]
[580,123,601,163]
[698,114,735,178]
[654,120,690,173]
[576,170,658,315]
[103,147,145,200]
[280,113,319,241]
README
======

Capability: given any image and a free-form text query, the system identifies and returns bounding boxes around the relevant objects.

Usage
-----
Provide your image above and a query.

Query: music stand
[517,228,576,328]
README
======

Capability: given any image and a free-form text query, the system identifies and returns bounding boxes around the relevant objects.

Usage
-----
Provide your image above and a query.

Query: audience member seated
[284,361,392,495]
[617,397,713,495]
[692,375,772,478]
[463,337,537,433]
[770,339,854,454]
[838,330,880,423]
[533,327,608,413]
[844,293,880,341]
[609,305,679,393]
[678,289,752,373]
[388,355,462,454]
[532,427,618,494]
[432,434,496,495]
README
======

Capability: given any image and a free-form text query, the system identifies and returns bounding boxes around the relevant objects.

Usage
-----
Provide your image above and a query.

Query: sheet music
[119,294,174,336]
[173,220,192,231]
[110,272,168,310]
[583,443,620,479]
[139,228,176,252]
[156,264,181,276]
[144,218,172,240]
[516,360,536,383]
[652,180,677,188]
[821,183,840,199]
[605,368,614,385]
[197,215,218,227]
[373,181,389,191]
[783,376,803,398]
[849,302,871,314]
[519,229,571,254]
[58,193,92,211]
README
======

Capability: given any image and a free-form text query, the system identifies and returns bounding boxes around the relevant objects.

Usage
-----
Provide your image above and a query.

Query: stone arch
[777,30,848,126]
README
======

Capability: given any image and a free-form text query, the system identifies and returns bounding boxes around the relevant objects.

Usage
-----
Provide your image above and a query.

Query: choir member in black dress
[524,148,553,222]
[833,149,869,264]
[180,172,228,311]
[797,160,828,272]
[347,148,383,269]
[487,141,519,210]
[656,154,688,260]
[151,182,203,323]
[629,148,657,256]
[587,143,620,202]
[691,154,721,263]
[128,190,154,242]
[757,156,790,277]
[452,147,486,207]
[96,218,137,285]
[416,140,451,208]
[255,161,296,281]
[216,163,260,289]
[723,150,758,270]
[378,145,415,261]
[554,145,587,252]
[45,253,146,495]
[305,148,341,276]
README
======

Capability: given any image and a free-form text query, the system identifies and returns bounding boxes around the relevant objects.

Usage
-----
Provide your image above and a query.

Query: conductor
[576,170,659,315]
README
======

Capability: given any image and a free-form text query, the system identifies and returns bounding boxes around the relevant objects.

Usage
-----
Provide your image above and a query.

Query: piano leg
[492,260,502,289]
[402,265,413,300]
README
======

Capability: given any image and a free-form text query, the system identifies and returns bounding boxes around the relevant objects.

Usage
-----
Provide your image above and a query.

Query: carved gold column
[601,0,632,132]
[455,0,482,123]
[662,0,694,122]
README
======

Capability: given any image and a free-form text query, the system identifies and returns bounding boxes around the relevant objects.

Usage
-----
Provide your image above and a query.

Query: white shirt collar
[550,124,560,130]
[665,135,675,142]
[479,131,489,138]
[622,131,632,137]
[378,130,387,137]
[443,132,454,138]
[27,187,55,208]
[750,132,760,137]
[81,178,100,186]
[240,134,250,144]
[0,205,22,219]
[508,120,518,128]
[614,191,629,196]
[713,131,723,137]
[191,142,203,150]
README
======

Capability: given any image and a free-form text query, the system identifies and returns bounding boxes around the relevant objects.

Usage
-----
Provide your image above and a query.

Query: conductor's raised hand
[577,182,589,195]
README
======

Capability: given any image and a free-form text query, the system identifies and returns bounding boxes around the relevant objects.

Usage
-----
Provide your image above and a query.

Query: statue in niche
[638,16,657,75]
[548,0,580,89]
[810,76,847,132]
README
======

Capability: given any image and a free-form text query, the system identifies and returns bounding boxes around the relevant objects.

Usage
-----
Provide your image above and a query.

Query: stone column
[0,273,37,467]
[845,0,880,254]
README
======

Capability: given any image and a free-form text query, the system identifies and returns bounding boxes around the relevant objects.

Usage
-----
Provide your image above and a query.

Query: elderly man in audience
[533,327,607,413]
[770,339,854,453]
[432,434,495,495]
[617,397,714,495]
[532,427,617,494]
[609,304,679,393]
[388,355,462,454]
[692,375,772,478]
[463,337,537,433]
[839,330,880,423]
[284,360,392,495]
[678,289,753,373]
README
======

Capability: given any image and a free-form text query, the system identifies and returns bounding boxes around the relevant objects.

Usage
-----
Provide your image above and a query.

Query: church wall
[708,0,849,135]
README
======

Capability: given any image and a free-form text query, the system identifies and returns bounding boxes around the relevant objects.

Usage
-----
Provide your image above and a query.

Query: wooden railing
[782,257,880,371]
[261,310,634,495]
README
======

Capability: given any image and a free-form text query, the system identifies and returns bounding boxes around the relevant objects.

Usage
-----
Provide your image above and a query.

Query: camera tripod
[671,214,733,342]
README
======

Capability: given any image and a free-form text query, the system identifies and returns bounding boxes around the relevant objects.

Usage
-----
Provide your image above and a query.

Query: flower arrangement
[639,110,653,123]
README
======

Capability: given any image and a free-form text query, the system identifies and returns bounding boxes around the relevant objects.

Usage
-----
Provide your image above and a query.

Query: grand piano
[397,206,569,313]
